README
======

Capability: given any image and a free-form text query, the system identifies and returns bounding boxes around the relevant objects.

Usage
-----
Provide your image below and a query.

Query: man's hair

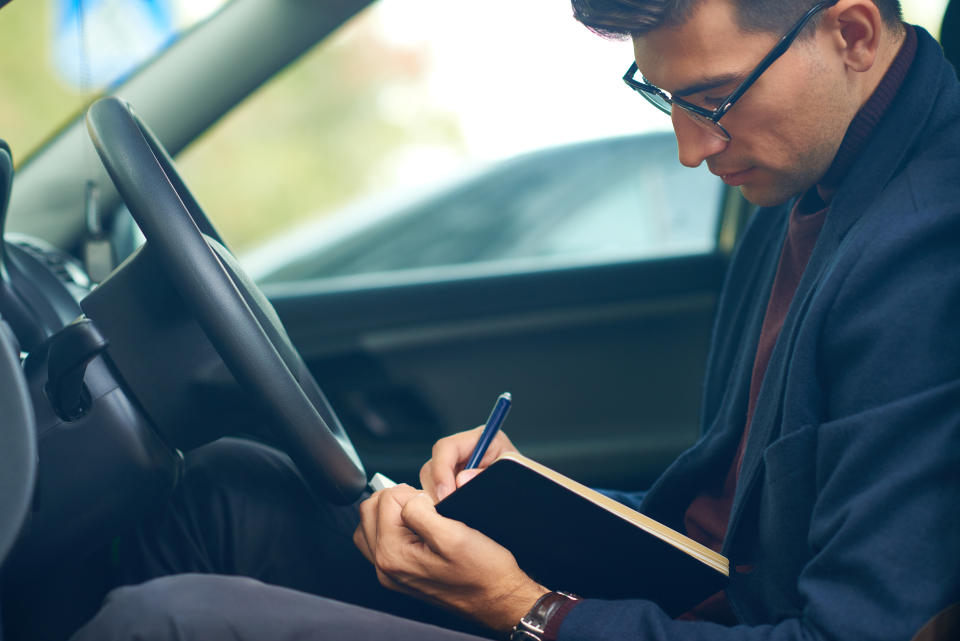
[571,0,903,39]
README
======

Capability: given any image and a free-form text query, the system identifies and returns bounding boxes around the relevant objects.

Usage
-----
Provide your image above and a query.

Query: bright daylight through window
[0,0,950,280]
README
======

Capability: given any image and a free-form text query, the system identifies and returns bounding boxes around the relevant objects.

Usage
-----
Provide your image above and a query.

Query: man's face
[633,0,852,206]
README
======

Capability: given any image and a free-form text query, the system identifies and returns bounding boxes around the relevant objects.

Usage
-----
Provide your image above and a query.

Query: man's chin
[738,183,796,208]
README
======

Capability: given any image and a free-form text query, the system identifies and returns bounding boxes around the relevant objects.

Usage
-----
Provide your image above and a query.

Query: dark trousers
[35,438,493,641]
[69,574,491,641]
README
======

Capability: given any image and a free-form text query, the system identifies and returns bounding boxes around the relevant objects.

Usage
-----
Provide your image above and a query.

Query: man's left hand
[353,484,548,633]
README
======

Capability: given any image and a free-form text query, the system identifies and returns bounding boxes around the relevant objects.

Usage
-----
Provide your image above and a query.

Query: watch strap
[509,591,579,641]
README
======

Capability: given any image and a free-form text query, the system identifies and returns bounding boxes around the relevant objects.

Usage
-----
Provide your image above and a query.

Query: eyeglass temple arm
[715,0,840,118]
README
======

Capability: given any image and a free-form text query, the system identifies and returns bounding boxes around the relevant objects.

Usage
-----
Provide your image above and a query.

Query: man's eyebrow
[671,73,745,99]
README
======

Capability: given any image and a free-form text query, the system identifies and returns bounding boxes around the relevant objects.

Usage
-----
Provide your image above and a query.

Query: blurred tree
[0,0,88,164]
[176,11,467,251]
[0,0,226,165]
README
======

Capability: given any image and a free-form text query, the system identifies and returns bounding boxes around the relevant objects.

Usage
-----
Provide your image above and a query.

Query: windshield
[0,0,228,166]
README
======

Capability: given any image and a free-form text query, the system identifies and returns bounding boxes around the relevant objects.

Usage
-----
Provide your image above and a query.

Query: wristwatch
[509,591,579,641]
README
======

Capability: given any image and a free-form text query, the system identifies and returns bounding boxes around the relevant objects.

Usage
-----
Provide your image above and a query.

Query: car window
[176,0,946,283]
[244,133,721,282]
[174,0,726,282]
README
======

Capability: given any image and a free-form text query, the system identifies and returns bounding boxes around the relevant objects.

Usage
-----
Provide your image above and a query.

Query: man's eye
[701,96,725,108]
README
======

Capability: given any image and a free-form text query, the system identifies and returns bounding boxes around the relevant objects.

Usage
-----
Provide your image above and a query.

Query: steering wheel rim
[85,96,367,505]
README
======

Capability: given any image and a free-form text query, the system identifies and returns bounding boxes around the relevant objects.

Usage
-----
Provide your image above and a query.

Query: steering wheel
[0,318,37,566]
[85,97,367,505]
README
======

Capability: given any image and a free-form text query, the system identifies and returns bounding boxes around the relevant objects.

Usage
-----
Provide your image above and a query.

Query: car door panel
[265,253,724,490]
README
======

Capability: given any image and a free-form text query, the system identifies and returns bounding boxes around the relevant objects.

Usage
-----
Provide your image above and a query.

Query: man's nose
[671,110,728,167]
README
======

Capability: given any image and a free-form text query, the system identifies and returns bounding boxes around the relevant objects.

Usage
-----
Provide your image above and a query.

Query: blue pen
[465,392,512,469]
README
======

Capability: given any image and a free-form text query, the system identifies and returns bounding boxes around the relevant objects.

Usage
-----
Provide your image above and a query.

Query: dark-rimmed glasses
[623,0,840,141]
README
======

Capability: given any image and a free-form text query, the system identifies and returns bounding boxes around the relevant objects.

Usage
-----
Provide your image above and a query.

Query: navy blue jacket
[560,27,960,640]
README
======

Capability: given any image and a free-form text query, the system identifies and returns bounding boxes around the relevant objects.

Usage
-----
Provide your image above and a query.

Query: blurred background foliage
[0,0,466,252]
[176,15,467,250]
[0,1,86,160]
[0,0,949,253]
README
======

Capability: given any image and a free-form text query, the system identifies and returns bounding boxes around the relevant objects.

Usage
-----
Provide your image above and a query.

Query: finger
[452,430,517,490]
[374,485,420,552]
[400,493,465,558]
[454,468,482,488]
[463,429,518,473]
[419,460,439,502]
[355,492,381,561]
[476,431,513,468]
[373,566,407,593]
[371,487,428,585]
[428,427,484,500]
[353,524,373,562]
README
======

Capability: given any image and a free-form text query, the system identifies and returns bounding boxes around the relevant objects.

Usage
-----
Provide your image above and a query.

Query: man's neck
[813,24,917,204]
[860,26,909,108]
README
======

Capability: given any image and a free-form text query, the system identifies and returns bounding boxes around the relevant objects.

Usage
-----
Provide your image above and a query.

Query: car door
[263,219,739,491]
[248,132,751,490]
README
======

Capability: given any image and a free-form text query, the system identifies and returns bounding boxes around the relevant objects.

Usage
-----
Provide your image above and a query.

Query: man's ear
[828,0,884,72]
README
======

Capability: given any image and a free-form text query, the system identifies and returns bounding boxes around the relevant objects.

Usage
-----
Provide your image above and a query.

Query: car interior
[0,0,956,639]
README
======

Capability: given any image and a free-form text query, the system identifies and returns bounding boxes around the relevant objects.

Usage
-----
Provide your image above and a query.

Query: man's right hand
[419,426,519,502]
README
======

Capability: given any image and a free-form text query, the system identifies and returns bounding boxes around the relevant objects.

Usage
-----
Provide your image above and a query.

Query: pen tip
[501,392,512,401]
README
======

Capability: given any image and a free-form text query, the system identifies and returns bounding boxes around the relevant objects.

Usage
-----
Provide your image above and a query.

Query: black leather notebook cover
[435,453,728,617]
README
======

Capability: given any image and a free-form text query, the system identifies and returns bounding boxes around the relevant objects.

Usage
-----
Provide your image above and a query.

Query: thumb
[455,468,482,488]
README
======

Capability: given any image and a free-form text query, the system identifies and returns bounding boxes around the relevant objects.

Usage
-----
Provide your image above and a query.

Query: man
[71,0,960,639]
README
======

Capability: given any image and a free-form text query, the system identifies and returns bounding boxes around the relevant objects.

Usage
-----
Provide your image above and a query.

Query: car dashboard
[0,153,182,583]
